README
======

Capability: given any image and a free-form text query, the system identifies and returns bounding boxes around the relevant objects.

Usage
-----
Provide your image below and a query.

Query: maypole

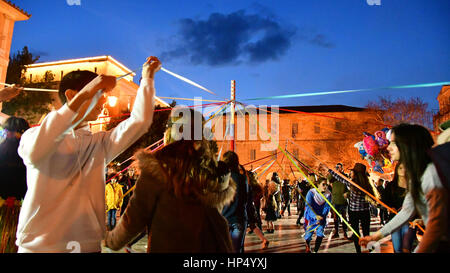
[230,80,236,152]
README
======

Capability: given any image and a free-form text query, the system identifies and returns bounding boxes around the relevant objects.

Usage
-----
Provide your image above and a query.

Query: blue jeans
[107,209,117,230]
[229,222,247,253]
[391,224,414,253]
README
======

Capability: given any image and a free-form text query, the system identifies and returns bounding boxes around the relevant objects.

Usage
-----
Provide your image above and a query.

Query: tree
[2,46,54,124]
[366,96,434,129]
[5,46,39,84]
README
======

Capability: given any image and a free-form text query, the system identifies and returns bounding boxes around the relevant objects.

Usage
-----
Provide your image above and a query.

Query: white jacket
[16,78,155,253]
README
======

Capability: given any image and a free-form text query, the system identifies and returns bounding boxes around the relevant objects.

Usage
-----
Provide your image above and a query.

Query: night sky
[9,0,450,111]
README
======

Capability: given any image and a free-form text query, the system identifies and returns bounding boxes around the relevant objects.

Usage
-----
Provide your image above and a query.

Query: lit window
[250,123,256,136]
[314,147,321,156]
[292,123,298,138]
[314,122,320,134]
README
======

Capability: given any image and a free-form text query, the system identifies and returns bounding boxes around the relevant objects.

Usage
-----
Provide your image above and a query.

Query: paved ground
[244,212,393,253]
[102,203,395,253]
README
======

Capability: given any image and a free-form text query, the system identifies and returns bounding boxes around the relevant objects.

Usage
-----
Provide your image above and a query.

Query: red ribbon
[5,197,16,208]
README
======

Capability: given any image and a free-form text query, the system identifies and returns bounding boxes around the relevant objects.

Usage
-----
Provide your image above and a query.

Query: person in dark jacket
[281,179,292,217]
[270,172,282,219]
[296,177,312,226]
[0,117,29,200]
[375,178,388,226]
[328,163,350,239]
[0,116,30,253]
[221,151,252,253]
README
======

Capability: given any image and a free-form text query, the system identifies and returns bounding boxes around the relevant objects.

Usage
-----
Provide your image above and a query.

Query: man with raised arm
[16,56,161,253]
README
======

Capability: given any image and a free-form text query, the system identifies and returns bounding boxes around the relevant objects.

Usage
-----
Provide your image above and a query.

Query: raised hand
[142,56,162,79]
[0,84,23,102]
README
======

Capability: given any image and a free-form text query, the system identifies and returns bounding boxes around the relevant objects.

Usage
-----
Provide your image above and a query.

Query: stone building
[24,55,169,110]
[433,85,450,131]
[214,105,384,182]
[23,55,169,130]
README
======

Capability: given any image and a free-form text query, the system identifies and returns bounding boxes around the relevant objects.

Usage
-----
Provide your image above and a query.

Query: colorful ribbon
[243,81,450,101]
[238,101,361,239]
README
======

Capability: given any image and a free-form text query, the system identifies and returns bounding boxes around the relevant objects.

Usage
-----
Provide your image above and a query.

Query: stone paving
[101,204,395,253]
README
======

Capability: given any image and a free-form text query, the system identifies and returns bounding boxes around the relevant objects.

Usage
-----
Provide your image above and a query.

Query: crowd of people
[0,55,449,253]
[104,164,139,231]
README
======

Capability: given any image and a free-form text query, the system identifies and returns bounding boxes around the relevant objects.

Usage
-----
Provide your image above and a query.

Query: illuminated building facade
[0,0,30,109]
[23,55,169,131]
[433,85,450,131]
[213,105,383,183]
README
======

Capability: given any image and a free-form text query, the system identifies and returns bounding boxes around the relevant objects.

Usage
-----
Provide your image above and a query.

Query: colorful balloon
[363,133,379,156]
[356,128,392,174]
[374,130,389,149]
[354,141,367,158]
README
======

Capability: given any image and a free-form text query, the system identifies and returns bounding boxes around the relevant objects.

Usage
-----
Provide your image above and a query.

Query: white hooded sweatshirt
[16,78,155,253]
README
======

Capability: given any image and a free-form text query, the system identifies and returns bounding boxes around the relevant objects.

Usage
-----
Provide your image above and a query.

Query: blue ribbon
[243,81,450,101]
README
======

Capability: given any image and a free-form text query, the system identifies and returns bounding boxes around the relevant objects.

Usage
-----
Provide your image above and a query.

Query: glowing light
[108,96,118,107]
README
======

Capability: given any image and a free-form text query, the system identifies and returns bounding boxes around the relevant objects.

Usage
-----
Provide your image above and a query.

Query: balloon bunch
[354,128,393,174]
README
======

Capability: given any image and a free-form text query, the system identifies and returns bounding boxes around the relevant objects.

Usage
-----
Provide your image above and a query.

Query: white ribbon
[161,67,217,96]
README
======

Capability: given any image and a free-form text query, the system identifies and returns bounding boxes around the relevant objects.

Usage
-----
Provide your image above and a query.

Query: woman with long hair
[221,151,249,253]
[244,169,270,250]
[0,116,30,253]
[262,180,278,234]
[105,108,236,252]
[360,123,449,253]
[326,162,378,253]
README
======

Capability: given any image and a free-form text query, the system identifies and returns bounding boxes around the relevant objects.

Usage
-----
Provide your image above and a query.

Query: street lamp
[107,96,118,107]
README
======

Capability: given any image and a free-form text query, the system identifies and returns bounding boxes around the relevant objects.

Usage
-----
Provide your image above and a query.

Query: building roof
[1,0,31,19]
[25,55,135,77]
[437,85,450,99]
[275,105,366,113]
[234,105,366,114]
[24,55,170,107]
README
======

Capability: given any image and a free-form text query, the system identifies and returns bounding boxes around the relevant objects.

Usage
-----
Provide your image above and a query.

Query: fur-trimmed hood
[134,141,236,211]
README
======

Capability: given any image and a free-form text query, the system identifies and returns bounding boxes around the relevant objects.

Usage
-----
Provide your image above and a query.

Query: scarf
[312,188,331,206]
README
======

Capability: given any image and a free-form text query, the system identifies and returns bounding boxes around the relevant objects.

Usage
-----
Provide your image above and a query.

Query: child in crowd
[303,178,332,253]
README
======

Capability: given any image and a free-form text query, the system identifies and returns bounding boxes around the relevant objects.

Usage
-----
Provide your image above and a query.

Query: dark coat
[105,141,236,253]
[222,171,249,225]
[0,136,27,200]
